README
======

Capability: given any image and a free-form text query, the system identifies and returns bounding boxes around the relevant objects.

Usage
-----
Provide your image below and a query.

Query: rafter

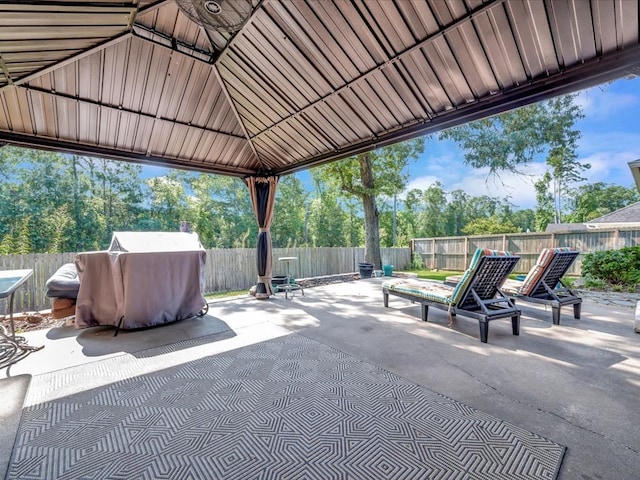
[132,25,215,64]
[21,86,245,140]
[192,5,274,173]
[0,32,133,94]
[273,43,640,176]
[249,0,505,142]
[132,21,274,171]
[0,130,254,177]
[0,56,12,86]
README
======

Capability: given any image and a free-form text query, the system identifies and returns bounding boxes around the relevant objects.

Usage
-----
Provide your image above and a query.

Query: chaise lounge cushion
[382,248,521,343]
[45,263,80,299]
[382,279,454,304]
[501,247,576,296]
[519,247,574,295]
[383,248,516,307]
[449,248,516,304]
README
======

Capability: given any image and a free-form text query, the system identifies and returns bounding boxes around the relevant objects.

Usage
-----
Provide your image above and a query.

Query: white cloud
[403,163,547,209]
[405,175,442,192]
[576,132,640,186]
[575,86,640,119]
[449,164,547,208]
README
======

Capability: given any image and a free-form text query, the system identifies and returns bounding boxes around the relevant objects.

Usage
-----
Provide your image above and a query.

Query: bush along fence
[411,227,640,275]
[0,247,410,314]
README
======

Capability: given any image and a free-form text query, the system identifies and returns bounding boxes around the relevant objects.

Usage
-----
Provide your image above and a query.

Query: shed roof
[1,0,639,177]
[588,201,640,224]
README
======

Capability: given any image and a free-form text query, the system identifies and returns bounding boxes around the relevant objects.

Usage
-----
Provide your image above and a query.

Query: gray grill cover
[75,232,207,330]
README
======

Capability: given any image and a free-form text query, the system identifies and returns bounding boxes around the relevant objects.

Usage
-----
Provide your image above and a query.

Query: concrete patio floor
[2,278,640,479]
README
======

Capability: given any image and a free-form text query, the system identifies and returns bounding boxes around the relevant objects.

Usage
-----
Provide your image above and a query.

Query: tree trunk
[359,153,382,268]
[71,156,81,251]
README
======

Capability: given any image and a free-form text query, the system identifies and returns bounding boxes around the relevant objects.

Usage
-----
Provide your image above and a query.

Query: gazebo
[1,0,639,296]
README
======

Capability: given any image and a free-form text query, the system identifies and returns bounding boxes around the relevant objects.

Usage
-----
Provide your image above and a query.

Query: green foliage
[461,216,521,235]
[534,173,555,231]
[16,217,33,254]
[581,247,640,288]
[312,138,425,265]
[400,182,529,237]
[305,179,351,247]
[0,138,636,257]
[442,93,587,226]
[560,276,577,289]
[412,270,460,281]
[315,138,425,199]
[583,276,607,290]
[566,182,640,223]
[409,252,424,269]
[273,175,308,247]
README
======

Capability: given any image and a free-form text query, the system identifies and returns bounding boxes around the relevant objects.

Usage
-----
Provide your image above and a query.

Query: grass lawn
[402,270,581,289]
[402,270,462,281]
[205,290,247,300]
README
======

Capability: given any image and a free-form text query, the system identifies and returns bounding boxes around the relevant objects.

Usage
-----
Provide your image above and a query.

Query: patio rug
[0,374,31,480]
[7,334,565,479]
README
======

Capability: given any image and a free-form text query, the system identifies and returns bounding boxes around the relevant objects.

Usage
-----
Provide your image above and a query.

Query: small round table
[275,257,304,299]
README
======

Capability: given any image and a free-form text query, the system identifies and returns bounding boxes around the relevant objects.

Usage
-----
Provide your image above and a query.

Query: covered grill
[75,232,208,331]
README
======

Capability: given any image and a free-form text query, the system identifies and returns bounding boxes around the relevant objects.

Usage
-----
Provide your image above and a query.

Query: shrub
[409,252,425,270]
[581,246,640,288]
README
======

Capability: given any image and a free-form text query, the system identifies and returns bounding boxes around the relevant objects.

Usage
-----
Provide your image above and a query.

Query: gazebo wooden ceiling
[1,0,639,178]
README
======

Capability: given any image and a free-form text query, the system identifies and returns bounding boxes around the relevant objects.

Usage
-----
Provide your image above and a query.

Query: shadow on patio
[2,279,640,479]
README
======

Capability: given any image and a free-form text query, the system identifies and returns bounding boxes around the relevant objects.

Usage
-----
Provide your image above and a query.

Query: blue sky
[404,76,640,209]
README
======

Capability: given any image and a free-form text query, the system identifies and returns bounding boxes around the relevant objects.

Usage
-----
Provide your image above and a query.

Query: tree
[507,208,536,233]
[462,216,521,235]
[185,174,255,248]
[313,139,424,267]
[539,95,588,223]
[441,93,587,223]
[567,182,640,223]
[145,171,188,232]
[440,105,551,176]
[306,176,349,247]
[272,174,308,247]
[443,190,471,236]
[534,173,554,231]
[420,182,448,238]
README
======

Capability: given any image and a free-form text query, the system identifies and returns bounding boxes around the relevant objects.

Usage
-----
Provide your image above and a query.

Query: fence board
[412,228,640,275]
[1,247,410,314]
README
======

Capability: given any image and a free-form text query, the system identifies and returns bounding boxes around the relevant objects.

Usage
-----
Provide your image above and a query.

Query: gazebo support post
[245,175,279,299]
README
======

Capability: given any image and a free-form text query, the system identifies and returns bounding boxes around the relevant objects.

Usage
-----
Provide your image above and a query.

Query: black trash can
[358,262,374,279]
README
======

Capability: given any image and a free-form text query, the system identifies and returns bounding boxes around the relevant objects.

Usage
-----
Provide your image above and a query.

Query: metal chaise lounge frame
[502,247,581,325]
[383,249,521,343]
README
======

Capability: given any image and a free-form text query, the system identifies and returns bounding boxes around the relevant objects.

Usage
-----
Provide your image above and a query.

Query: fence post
[409,239,414,265]
[502,234,507,251]
[465,236,469,269]
[431,238,436,269]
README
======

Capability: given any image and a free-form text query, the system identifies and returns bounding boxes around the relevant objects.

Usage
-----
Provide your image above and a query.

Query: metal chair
[275,257,304,299]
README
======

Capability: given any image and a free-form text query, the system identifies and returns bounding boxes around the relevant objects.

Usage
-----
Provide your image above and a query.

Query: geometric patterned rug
[8,334,565,479]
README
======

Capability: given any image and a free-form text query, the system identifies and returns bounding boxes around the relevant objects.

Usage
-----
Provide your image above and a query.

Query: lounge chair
[500,247,581,325]
[382,248,521,343]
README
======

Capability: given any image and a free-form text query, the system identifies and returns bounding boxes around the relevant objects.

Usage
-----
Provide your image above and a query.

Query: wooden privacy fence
[1,247,410,314]
[411,227,640,275]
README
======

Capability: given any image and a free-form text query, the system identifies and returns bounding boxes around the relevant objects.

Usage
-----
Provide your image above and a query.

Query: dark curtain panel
[246,176,278,299]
